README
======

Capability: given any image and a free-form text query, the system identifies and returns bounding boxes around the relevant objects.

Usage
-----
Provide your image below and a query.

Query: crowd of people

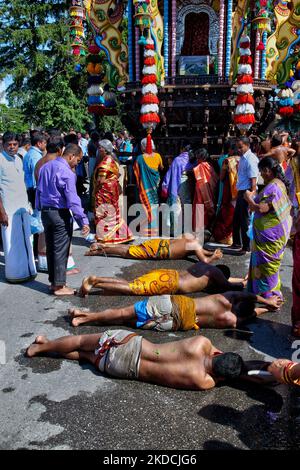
[1,125,300,392]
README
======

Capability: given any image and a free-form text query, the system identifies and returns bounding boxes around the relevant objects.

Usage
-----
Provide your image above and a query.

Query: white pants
[1,208,37,282]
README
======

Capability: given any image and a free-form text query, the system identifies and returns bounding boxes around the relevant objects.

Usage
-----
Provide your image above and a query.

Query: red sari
[192,162,218,232]
[94,156,133,244]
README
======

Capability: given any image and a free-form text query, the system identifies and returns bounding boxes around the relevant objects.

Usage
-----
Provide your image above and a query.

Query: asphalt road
[0,233,298,450]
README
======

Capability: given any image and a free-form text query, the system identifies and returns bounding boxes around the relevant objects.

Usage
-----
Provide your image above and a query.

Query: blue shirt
[23,146,43,189]
[236,149,259,191]
[35,157,89,228]
[79,137,89,156]
[119,140,133,163]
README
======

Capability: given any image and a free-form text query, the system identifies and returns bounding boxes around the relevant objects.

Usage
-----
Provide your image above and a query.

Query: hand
[268,359,292,384]
[0,210,8,227]
[81,225,90,237]
[266,296,284,311]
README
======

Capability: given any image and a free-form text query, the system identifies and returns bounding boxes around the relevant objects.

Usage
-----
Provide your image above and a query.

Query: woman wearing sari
[93,139,133,244]
[213,142,239,244]
[246,157,292,299]
[133,138,163,237]
[161,142,197,235]
[192,148,218,234]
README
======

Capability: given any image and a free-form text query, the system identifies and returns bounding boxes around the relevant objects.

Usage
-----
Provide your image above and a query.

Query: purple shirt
[36,157,89,227]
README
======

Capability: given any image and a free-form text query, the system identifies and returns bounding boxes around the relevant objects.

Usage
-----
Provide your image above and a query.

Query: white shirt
[0,151,29,215]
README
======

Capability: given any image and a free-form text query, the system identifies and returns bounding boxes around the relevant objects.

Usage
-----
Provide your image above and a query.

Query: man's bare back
[139,335,219,390]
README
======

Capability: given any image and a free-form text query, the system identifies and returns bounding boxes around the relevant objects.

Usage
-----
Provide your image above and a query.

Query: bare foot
[255,307,269,316]
[78,276,96,297]
[212,249,223,261]
[53,286,76,296]
[68,308,91,327]
[25,335,49,357]
[35,335,49,344]
[66,268,81,275]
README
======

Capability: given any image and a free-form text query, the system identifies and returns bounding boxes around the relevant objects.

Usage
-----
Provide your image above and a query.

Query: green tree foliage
[0,104,29,133]
[0,0,92,131]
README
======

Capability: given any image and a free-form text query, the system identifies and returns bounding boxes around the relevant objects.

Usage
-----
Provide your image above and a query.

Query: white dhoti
[1,208,37,283]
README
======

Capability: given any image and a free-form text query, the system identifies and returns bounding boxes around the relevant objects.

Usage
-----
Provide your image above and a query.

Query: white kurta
[0,151,37,282]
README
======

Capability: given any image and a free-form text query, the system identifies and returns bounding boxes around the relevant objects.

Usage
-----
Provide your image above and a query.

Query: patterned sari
[94,155,133,244]
[285,157,300,237]
[213,156,238,244]
[247,179,292,298]
[192,162,218,232]
[133,153,161,237]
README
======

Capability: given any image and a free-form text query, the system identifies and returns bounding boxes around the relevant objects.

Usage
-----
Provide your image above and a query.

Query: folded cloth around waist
[134,294,198,331]
[128,239,170,260]
[94,329,142,379]
[129,269,179,296]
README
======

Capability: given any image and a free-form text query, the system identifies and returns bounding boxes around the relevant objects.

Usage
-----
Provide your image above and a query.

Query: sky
[0,77,12,104]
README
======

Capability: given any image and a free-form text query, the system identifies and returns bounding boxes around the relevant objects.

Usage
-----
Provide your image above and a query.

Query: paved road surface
[0,233,298,450]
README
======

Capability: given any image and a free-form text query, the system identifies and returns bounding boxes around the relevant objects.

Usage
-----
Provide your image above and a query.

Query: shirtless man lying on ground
[69,292,283,330]
[25,329,290,390]
[79,261,246,297]
[85,233,223,265]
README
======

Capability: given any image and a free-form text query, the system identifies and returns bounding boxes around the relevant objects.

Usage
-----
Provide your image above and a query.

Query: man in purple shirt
[36,144,90,295]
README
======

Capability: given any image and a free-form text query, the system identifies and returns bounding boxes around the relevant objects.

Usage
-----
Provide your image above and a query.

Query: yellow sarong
[171,295,199,330]
[128,239,170,260]
[129,269,179,296]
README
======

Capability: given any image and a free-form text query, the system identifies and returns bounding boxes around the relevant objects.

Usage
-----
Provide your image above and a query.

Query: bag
[30,209,44,235]
[247,213,254,241]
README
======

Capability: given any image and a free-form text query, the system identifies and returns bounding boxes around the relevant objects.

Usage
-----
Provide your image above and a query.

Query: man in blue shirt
[231,137,259,254]
[23,132,47,208]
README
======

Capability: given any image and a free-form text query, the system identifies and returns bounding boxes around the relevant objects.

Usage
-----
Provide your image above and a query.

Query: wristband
[282,362,300,386]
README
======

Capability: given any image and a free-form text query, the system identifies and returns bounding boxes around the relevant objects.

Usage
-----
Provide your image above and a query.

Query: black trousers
[41,209,73,286]
[232,190,251,251]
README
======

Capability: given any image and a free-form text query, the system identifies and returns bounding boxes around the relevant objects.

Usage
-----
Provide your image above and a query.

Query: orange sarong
[129,269,179,296]
[171,295,199,330]
[128,239,170,260]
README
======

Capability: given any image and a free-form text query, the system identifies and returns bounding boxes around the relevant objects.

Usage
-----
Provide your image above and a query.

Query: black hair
[20,137,31,146]
[63,144,82,158]
[31,132,47,146]
[180,140,191,152]
[2,131,19,144]
[237,136,250,147]
[258,157,290,191]
[104,131,114,143]
[90,131,100,142]
[64,133,78,145]
[46,136,65,154]
[271,135,282,147]
[232,301,256,323]
[212,352,245,379]
[194,147,209,161]
[216,264,231,280]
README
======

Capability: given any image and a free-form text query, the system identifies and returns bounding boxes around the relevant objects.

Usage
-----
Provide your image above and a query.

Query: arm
[0,195,8,227]
[226,291,282,310]
[244,190,271,213]
[61,172,89,229]
[287,148,296,158]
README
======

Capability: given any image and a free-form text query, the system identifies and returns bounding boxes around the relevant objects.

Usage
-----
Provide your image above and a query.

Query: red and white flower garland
[234,35,255,133]
[140,37,160,153]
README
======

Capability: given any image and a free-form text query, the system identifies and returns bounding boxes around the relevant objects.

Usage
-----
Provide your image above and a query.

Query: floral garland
[140,37,160,153]
[69,0,86,57]
[234,36,255,133]
[134,1,160,153]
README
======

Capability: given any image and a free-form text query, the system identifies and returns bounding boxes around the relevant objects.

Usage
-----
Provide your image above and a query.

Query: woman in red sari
[93,140,133,244]
[192,148,218,234]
